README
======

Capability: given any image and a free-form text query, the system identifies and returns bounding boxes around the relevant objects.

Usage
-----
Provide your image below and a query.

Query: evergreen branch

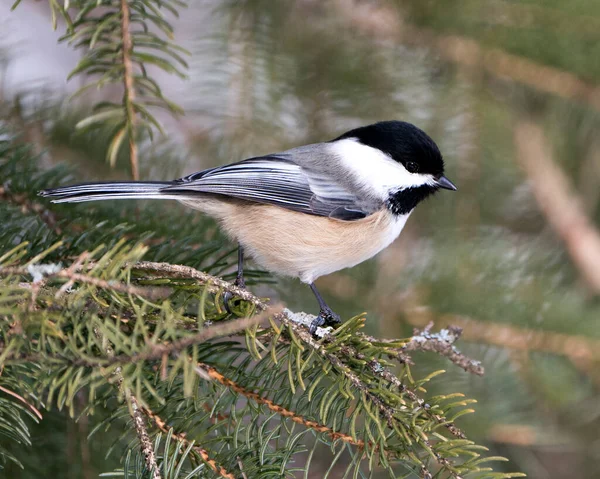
[1,309,279,369]
[283,322,463,477]
[130,259,481,467]
[132,262,484,372]
[142,406,236,479]
[284,319,395,425]
[119,0,139,180]
[9,1,188,175]
[196,362,365,448]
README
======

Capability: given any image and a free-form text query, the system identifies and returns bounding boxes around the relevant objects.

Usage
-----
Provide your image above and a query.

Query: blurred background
[1,0,600,478]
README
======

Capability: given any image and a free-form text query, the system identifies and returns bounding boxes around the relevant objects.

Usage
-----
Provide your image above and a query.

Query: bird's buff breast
[180,198,409,283]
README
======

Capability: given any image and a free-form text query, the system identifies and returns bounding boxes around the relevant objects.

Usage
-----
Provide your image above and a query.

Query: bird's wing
[162,155,376,220]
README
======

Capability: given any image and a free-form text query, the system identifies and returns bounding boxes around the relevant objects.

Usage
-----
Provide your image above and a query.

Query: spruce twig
[119,0,139,180]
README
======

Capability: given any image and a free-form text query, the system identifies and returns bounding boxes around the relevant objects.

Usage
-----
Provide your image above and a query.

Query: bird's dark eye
[406,161,419,173]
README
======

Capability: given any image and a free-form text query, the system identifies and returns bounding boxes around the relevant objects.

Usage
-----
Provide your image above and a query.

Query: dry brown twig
[0,384,43,421]
[514,121,600,293]
[333,0,600,111]
[402,306,600,364]
[358,324,485,377]
[404,324,485,375]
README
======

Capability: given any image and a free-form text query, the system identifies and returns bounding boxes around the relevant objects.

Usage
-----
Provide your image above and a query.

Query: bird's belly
[186,199,410,284]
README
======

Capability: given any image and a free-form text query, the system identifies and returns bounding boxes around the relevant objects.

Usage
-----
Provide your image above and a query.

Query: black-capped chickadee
[40,121,456,332]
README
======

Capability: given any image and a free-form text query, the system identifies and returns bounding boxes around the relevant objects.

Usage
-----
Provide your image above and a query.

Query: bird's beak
[436,175,457,191]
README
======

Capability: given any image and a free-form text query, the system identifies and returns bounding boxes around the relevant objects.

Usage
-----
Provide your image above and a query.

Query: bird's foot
[234,275,245,290]
[309,307,341,335]
[223,276,246,314]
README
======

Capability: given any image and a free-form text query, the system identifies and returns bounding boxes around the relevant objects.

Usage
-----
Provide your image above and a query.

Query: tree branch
[133,261,267,310]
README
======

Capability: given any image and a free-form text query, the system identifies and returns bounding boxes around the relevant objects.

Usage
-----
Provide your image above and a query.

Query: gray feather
[40,144,382,220]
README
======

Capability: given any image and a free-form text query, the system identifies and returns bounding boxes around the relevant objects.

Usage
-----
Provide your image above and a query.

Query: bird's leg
[234,245,245,288]
[308,282,341,334]
[224,245,245,314]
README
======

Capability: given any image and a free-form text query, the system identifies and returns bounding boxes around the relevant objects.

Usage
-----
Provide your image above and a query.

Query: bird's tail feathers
[39,181,180,203]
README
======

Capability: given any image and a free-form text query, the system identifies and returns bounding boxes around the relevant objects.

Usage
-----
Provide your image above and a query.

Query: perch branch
[133,261,485,368]
[133,261,267,310]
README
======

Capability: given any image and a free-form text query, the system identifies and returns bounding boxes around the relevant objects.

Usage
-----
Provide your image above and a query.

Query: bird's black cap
[334,120,445,177]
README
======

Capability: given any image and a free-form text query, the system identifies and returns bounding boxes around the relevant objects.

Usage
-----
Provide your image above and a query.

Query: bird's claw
[223,276,246,314]
[223,291,234,314]
[309,308,341,335]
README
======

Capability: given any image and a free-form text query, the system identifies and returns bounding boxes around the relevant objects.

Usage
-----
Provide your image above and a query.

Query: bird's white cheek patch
[330,138,436,197]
